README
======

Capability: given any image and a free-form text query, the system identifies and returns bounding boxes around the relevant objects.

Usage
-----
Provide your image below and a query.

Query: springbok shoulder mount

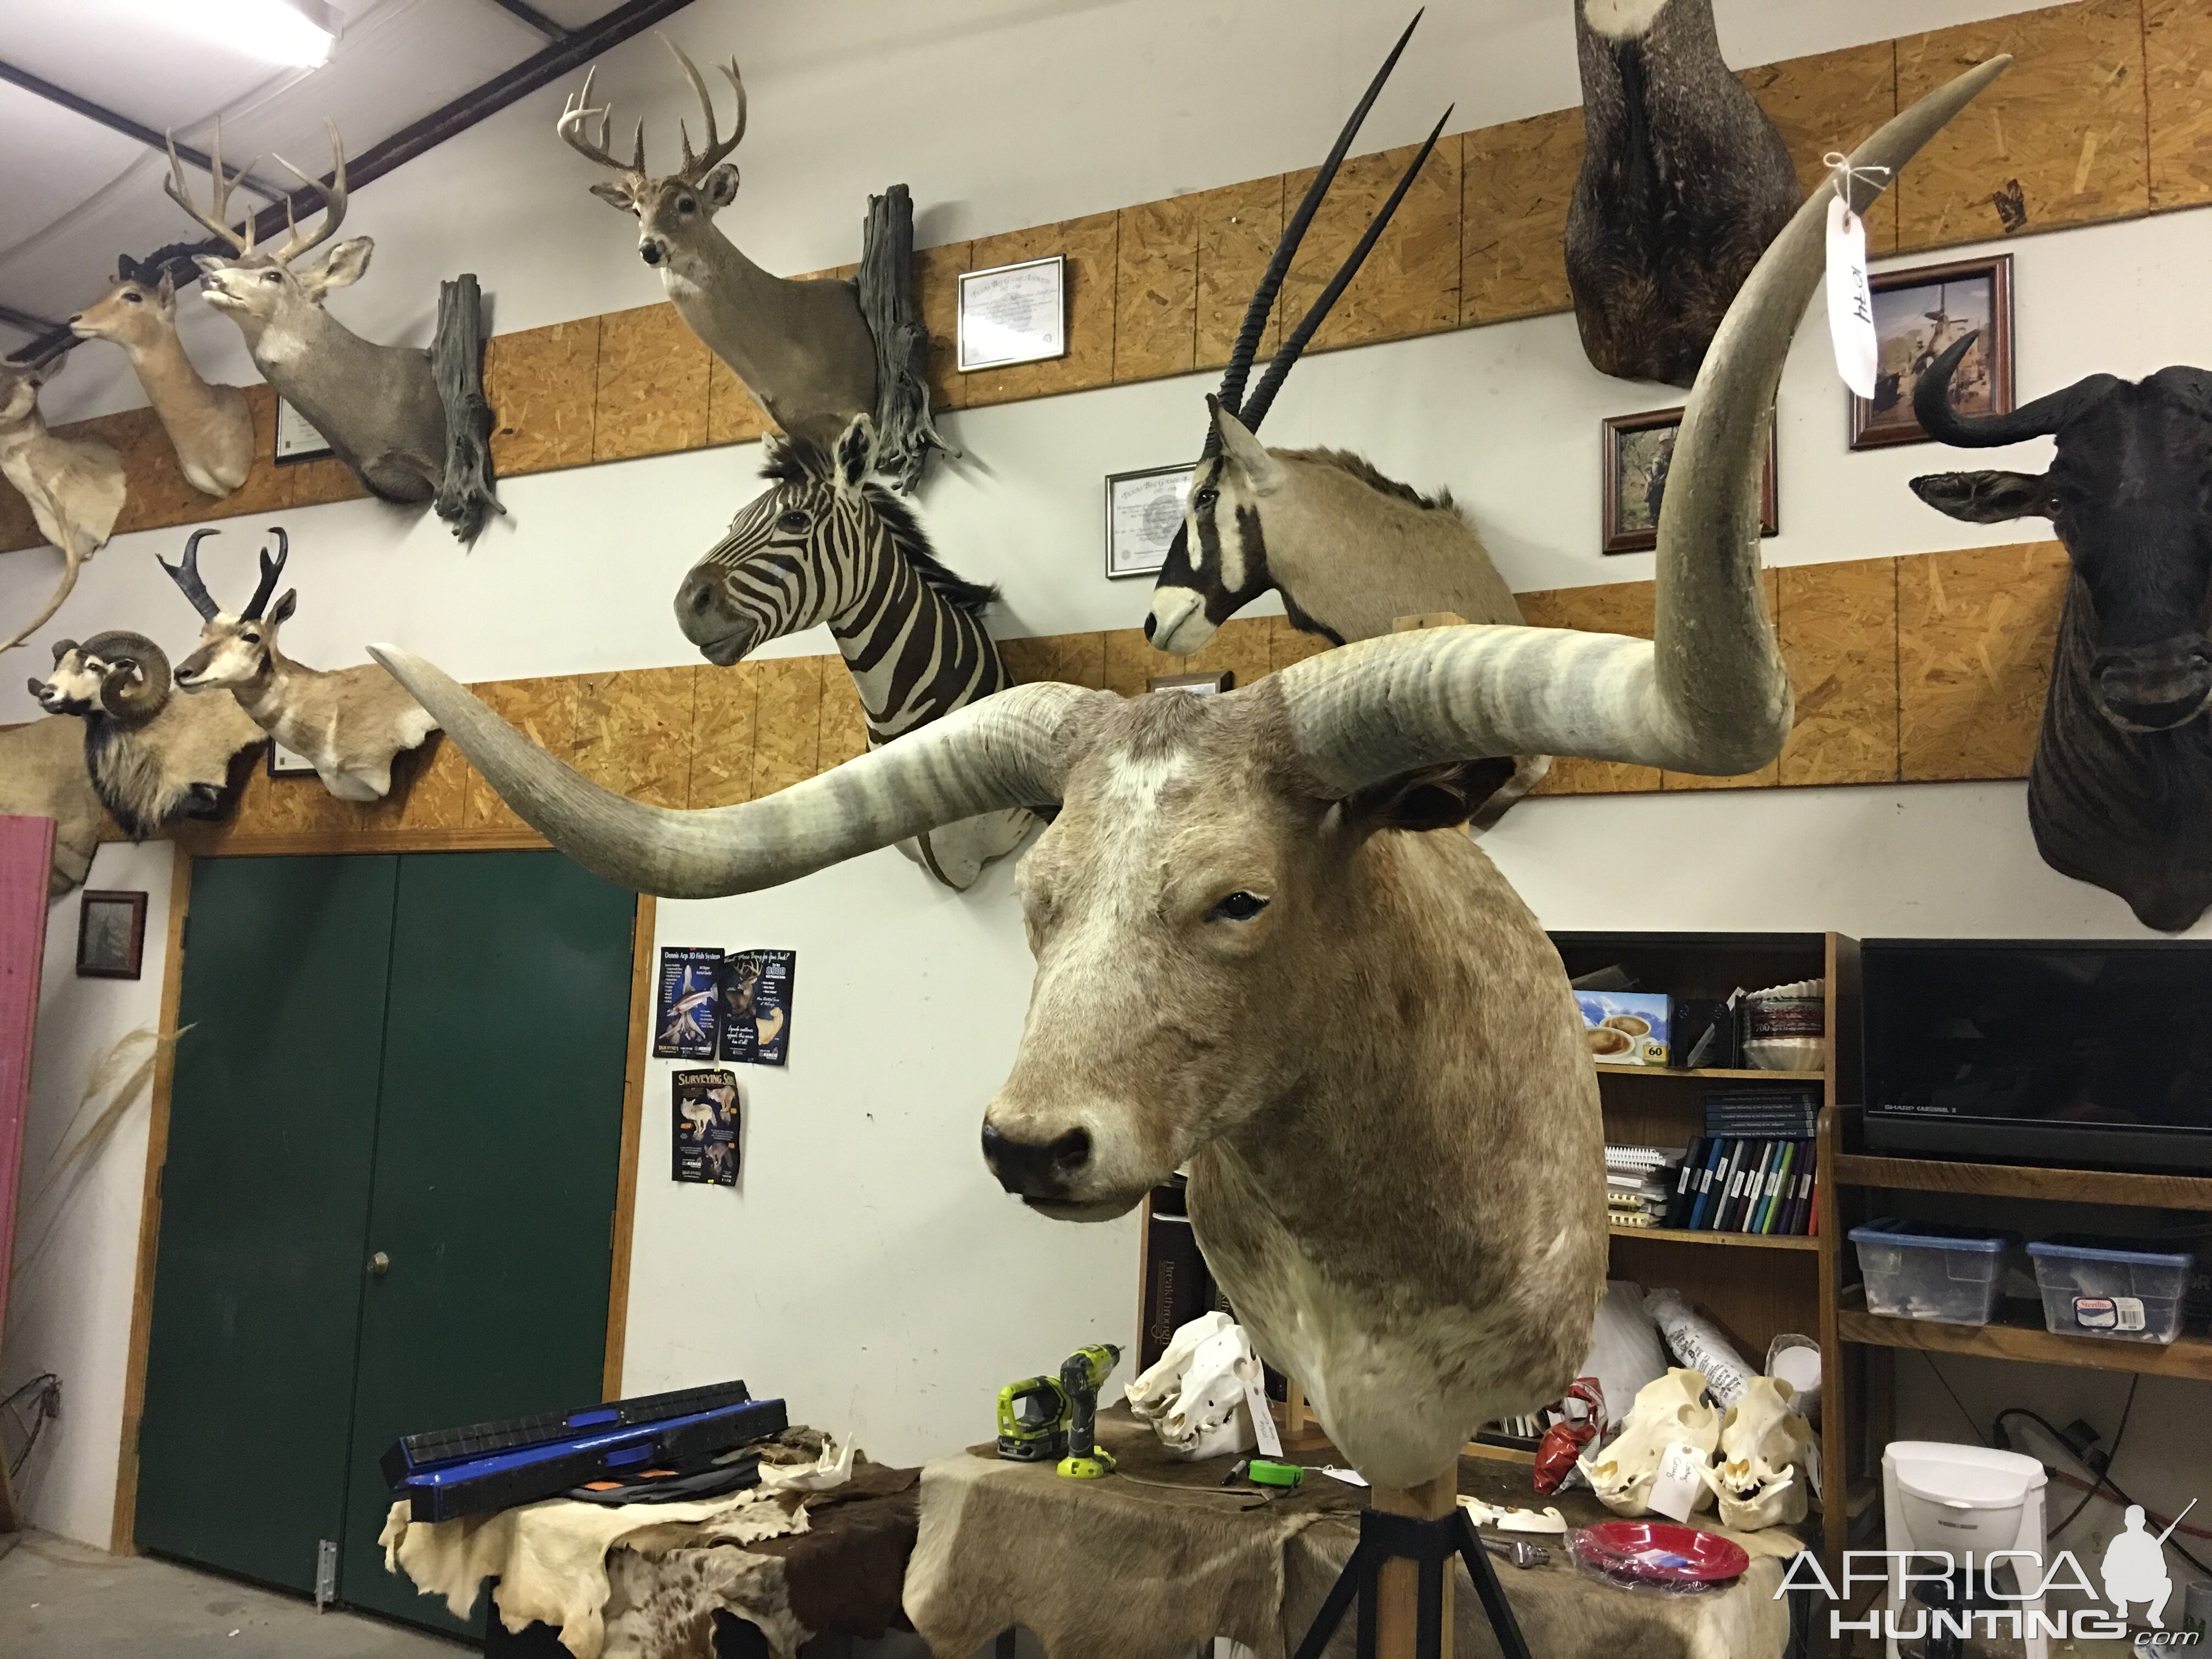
[163,123,500,541]
[560,36,949,490]
[375,60,2005,1490]
[1909,336,2212,932]
[161,527,438,803]
[0,352,127,653]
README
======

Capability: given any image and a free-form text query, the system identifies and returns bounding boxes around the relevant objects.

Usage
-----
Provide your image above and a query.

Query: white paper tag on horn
[1243,1369,1284,1458]
[1648,1439,1707,1524]
[1825,193,1878,399]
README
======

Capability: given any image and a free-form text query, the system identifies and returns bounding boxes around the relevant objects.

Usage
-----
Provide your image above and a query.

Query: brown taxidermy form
[69,260,254,497]
[0,356,127,653]
[1566,0,1801,386]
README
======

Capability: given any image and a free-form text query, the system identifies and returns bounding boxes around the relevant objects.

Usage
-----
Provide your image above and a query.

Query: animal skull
[1125,1312,1260,1461]
[1701,1374,1816,1531]
[1577,1368,1718,1517]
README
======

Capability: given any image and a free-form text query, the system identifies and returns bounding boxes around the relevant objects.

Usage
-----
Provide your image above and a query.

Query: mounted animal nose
[2095,639,2212,731]
[674,567,734,642]
[1142,612,1157,641]
[641,242,664,267]
[981,1121,1092,1199]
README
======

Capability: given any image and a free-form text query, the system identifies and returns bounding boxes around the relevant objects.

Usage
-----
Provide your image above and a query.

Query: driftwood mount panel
[3,0,2206,556]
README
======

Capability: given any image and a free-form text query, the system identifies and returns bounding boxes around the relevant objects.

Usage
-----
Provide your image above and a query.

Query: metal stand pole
[1290,1505,1534,1659]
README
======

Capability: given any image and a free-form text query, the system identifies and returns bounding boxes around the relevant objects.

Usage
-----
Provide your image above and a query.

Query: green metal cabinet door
[337,851,636,1629]
[136,855,399,1592]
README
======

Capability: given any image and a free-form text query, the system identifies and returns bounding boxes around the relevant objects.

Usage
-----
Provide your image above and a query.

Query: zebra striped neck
[828,519,1008,745]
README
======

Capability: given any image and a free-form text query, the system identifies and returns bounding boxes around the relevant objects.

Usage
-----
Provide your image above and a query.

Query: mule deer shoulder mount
[560,36,949,490]
[0,353,127,654]
[161,526,437,802]
[163,123,500,541]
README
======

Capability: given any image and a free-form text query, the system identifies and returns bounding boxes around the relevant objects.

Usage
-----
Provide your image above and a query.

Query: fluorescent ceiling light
[145,0,343,68]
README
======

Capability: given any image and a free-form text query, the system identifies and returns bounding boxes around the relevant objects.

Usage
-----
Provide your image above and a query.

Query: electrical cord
[1990,1385,2211,1578]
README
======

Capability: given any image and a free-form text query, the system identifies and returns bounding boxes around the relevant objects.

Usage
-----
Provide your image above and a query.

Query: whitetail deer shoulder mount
[33,629,263,839]
[69,256,254,498]
[163,124,500,541]
[1143,15,1547,828]
[0,353,127,654]
[162,526,437,802]
[560,37,949,490]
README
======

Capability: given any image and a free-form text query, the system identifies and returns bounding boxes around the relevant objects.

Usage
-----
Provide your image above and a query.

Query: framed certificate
[957,255,1066,372]
[274,397,335,463]
[1104,463,1194,579]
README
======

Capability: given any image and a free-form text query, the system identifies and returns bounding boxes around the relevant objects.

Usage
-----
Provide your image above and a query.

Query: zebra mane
[760,441,1000,617]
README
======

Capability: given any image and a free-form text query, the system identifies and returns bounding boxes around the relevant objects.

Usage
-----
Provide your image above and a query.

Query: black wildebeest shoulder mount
[1909,336,2212,932]
[1566,0,1802,387]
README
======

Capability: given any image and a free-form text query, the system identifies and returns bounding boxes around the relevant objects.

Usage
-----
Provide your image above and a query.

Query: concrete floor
[0,1531,469,1658]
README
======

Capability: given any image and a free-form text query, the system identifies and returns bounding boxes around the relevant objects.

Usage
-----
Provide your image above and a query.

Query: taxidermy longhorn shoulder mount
[1148,13,1541,826]
[0,351,127,654]
[69,256,255,499]
[33,629,263,840]
[1910,338,2212,932]
[560,36,950,490]
[0,713,109,897]
[373,59,2006,1493]
[163,124,500,541]
[162,527,438,802]
[1566,0,1801,386]
[674,413,1028,889]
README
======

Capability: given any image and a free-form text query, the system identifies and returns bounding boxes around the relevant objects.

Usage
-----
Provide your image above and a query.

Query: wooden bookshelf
[1595,1064,1826,1082]
[1609,1223,1819,1251]
[1836,1287,2212,1383]
[1831,1152,2212,1211]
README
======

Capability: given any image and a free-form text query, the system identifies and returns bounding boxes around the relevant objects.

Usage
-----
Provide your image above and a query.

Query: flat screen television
[1863,939,2212,1172]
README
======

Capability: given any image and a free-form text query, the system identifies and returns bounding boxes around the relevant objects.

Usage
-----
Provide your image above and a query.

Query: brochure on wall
[654,946,725,1059]
[672,1069,741,1186]
[719,949,797,1067]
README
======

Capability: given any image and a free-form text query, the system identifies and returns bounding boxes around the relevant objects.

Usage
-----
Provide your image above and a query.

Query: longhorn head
[560,35,747,268]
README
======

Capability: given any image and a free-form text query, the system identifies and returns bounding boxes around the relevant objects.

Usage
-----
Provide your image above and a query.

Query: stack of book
[1660,1090,1821,1235]
[1606,1143,1685,1229]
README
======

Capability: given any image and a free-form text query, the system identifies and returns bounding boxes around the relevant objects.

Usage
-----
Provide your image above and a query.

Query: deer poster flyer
[719,950,797,1066]
[672,1069,741,1186]
[654,946,724,1059]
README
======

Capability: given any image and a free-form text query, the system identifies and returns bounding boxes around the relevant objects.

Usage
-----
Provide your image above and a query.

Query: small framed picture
[267,740,318,778]
[958,255,1066,372]
[77,889,149,980]
[1148,671,1232,694]
[1105,464,1195,579]
[274,398,335,464]
[1849,254,2013,450]
[1601,407,1779,556]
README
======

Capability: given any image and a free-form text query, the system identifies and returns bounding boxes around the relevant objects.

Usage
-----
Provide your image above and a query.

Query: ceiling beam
[482,0,573,43]
[4,0,698,364]
[0,59,289,202]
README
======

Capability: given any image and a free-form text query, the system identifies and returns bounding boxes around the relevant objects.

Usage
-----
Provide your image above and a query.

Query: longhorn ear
[1340,760,1519,838]
[701,163,740,209]
[1910,470,2052,523]
[590,179,637,213]
[269,589,298,625]
[301,237,374,300]
[1210,398,1284,495]
[833,415,877,497]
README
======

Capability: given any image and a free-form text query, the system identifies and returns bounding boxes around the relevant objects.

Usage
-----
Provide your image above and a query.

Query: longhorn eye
[776,510,810,535]
[1208,890,1269,922]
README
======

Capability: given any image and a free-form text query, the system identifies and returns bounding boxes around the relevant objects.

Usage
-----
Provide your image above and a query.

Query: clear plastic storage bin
[2027,1236,2194,1346]
[1847,1218,2016,1327]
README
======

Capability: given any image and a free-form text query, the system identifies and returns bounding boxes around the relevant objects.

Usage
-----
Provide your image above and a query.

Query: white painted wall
[5,0,2208,1558]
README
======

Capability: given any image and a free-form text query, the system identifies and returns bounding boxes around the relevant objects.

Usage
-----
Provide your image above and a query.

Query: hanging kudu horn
[157,529,224,622]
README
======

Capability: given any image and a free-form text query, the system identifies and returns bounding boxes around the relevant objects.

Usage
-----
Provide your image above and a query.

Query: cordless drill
[1054,1343,1122,1480]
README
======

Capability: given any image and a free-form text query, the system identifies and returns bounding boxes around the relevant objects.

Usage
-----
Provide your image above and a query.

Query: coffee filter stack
[1745,978,1825,1073]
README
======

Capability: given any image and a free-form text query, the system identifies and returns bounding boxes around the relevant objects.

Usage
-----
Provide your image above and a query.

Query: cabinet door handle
[368,1251,391,1277]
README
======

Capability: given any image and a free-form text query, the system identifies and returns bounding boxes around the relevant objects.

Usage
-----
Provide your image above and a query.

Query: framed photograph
[274,397,335,464]
[1105,463,1195,579]
[267,740,318,778]
[1849,254,2013,450]
[1148,671,1232,695]
[958,255,1066,372]
[77,889,148,980]
[1601,407,1779,556]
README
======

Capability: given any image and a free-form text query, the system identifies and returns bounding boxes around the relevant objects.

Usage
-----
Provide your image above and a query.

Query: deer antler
[242,527,289,620]
[557,67,647,181]
[162,125,259,257]
[157,529,223,622]
[268,122,349,267]
[663,36,745,183]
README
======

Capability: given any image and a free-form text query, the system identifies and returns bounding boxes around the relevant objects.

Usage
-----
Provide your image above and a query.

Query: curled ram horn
[1700,1374,1818,1531]
[1577,1368,1718,1518]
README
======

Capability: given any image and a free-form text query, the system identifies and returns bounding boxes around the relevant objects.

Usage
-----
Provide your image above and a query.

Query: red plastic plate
[1572,1521,1751,1586]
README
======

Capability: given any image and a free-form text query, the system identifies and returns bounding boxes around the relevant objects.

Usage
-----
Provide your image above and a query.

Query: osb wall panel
[486,320,600,474]
[749,654,823,798]
[463,676,581,831]
[593,303,712,463]
[1283,136,1462,352]
[1778,557,1900,787]
[2145,0,2212,210]
[1515,582,1662,796]
[1460,108,1581,326]
[1193,176,1286,371]
[1744,42,1901,256]
[1895,0,2149,249]
[916,239,974,414]
[961,213,1121,406]
[689,659,760,810]
[1898,540,2069,781]
[1115,196,1199,383]
[575,664,697,808]
[1661,569,1781,792]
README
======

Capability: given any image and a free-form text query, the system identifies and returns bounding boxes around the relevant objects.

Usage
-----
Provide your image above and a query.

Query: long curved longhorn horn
[369,646,1085,899]
[1913,330,2120,447]
[1274,54,2013,789]
[241,527,289,620]
[158,528,223,622]
[1206,9,1424,456]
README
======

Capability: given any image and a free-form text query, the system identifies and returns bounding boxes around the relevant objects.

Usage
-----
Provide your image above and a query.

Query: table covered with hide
[905,1408,1804,1659]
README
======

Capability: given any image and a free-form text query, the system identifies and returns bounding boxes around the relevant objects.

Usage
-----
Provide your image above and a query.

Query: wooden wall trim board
[601,894,656,1402]
[6,0,2207,557]
[109,842,193,1556]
